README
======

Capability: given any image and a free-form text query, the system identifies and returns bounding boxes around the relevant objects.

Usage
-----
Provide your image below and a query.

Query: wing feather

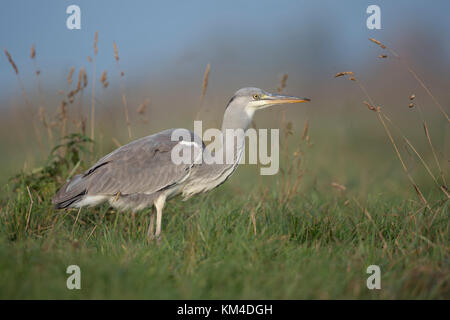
[85,129,201,196]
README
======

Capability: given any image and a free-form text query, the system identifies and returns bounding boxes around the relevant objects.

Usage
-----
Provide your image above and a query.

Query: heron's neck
[219,107,254,166]
[184,107,253,195]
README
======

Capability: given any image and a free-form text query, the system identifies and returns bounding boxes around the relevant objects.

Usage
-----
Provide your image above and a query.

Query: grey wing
[52,128,203,207]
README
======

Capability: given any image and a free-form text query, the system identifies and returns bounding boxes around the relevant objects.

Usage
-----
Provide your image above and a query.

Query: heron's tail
[52,174,87,209]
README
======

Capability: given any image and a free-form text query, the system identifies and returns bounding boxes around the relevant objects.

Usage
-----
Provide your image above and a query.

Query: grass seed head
[369,38,386,49]
[331,182,346,191]
[94,31,98,55]
[76,72,81,91]
[137,98,150,115]
[100,70,108,88]
[39,107,47,126]
[335,71,354,78]
[67,66,75,87]
[363,101,377,111]
[82,68,88,88]
[201,63,211,99]
[30,44,36,59]
[4,48,18,74]
[113,41,119,62]
[277,73,288,93]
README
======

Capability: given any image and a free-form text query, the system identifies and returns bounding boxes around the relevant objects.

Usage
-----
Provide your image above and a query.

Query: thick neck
[220,104,254,166]
[188,103,254,193]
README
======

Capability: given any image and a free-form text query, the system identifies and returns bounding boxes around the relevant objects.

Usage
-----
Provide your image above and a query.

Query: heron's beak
[261,93,310,105]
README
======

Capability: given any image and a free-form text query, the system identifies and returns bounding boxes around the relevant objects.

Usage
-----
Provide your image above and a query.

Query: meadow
[0,36,448,299]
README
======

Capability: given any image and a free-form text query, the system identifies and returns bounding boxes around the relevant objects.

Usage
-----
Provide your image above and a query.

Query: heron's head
[223,87,310,130]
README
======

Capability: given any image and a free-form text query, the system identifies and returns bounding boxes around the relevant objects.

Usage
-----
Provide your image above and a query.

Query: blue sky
[1,0,450,100]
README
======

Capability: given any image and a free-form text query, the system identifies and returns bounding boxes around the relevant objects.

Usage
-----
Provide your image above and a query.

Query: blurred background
[1,0,449,197]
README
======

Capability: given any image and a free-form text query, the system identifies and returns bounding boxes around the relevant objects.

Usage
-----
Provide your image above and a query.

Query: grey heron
[52,87,310,240]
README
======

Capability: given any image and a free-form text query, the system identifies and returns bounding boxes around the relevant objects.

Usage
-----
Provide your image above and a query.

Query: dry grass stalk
[137,98,150,123]
[112,137,122,148]
[336,72,433,206]
[201,63,210,102]
[277,74,288,93]
[371,42,449,195]
[76,68,82,91]
[4,47,44,150]
[195,63,211,120]
[94,31,98,55]
[60,100,68,137]
[422,121,447,188]
[250,209,257,236]
[334,71,354,78]
[369,39,449,122]
[99,70,109,128]
[278,116,309,203]
[86,225,98,241]
[4,48,18,74]
[363,101,378,112]
[90,31,98,150]
[68,66,88,130]
[113,41,132,139]
[39,107,53,143]
[30,44,53,145]
[331,182,346,191]
[71,207,82,235]
[67,66,75,87]
[353,197,389,252]
[30,44,36,60]
[137,100,148,114]
[25,186,34,232]
[67,68,87,106]
[383,104,449,197]
[369,37,386,49]
[113,41,119,62]
[100,70,109,88]
[82,68,88,88]
[301,119,309,140]
[276,73,294,199]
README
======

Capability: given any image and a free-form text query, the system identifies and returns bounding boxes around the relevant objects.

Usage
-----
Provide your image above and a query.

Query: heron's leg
[147,207,156,240]
[154,195,166,242]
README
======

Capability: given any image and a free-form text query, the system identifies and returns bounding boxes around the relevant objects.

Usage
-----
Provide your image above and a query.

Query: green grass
[0,128,448,299]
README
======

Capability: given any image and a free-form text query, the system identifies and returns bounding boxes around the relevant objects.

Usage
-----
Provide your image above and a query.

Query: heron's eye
[253,94,260,100]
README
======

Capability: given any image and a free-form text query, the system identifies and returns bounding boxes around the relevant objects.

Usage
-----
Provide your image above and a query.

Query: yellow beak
[262,93,311,105]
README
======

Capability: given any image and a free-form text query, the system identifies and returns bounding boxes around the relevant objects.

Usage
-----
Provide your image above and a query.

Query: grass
[0,129,447,299]
[0,36,448,299]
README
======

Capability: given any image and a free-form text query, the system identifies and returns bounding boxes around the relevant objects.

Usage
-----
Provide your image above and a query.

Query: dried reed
[336,71,443,205]
[67,66,75,87]
[137,98,150,123]
[90,31,98,152]
[31,44,53,145]
[113,41,132,139]
[4,47,44,151]
[368,37,449,122]
[277,73,291,193]
[368,38,448,196]
[195,63,211,121]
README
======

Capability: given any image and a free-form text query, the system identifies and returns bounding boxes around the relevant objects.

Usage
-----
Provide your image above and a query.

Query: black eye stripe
[225,95,236,109]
